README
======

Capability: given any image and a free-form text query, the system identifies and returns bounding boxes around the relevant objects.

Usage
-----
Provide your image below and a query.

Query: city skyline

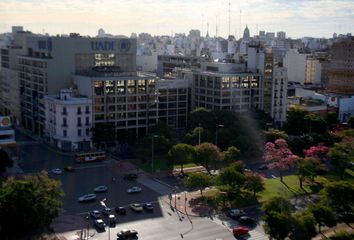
[0,0,353,39]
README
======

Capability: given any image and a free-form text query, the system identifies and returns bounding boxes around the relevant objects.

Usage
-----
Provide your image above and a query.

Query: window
[85,117,90,125]
[62,118,67,126]
[77,107,81,114]
[86,128,90,136]
[77,117,82,126]
[78,129,82,137]
[62,107,67,115]
[85,106,90,113]
[63,130,67,137]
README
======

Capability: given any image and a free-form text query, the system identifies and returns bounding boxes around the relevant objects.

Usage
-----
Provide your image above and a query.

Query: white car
[51,168,62,175]
[78,193,97,202]
[94,185,108,193]
[127,186,142,193]
[90,210,101,218]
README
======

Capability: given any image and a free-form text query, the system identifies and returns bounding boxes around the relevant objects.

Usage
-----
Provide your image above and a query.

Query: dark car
[117,229,138,239]
[123,174,138,181]
[64,166,75,172]
[143,203,154,211]
[115,206,126,215]
[226,209,246,219]
[238,216,256,225]
[94,219,106,230]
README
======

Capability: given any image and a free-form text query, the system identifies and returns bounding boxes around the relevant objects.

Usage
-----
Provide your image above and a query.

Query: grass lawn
[259,175,313,202]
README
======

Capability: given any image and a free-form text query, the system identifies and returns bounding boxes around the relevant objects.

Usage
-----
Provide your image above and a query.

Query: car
[64,166,74,172]
[127,186,142,193]
[123,173,138,181]
[78,193,96,202]
[143,203,154,211]
[115,206,126,215]
[117,229,138,239]
[238,216,256,225]
[227,208,246,219]
[258,164,268,170]
[90,210,101,218]
[51,168,62,174]
[130,203,143,212]
[94,185,108,193]
[108,214,116,225]
[233,226,249,237]
[94,219,106,230]
[102,207,112,216]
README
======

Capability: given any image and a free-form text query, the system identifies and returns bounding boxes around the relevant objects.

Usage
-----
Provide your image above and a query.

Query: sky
[0,0,353,39]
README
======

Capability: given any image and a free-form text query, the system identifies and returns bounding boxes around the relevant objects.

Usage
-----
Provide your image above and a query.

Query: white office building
[44,89,92,151]
[284,49,309,84]
[271,67,288,124]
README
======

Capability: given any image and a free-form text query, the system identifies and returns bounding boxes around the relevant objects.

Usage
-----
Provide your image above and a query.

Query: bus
[75,151,106,163]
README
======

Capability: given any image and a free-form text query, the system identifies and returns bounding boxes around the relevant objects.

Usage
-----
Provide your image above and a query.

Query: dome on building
[243,25,250,40]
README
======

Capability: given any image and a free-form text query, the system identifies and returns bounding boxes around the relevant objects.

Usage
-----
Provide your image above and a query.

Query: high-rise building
[271,66,288,124]
[277,31,286,40]
[327,37,354,94]
[305,56,322,85]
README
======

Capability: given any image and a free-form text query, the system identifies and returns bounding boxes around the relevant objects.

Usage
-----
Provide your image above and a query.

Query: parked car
[227,208,246,219]
[233,226,249,237]
[94,185,108,193]
[94,219,106,230]
[123,173,138,181]
[130,203,143,212]
[64,166,74,172]
[127,186,142,193]
[238,216,256,225]
[90,210,101,219]
[102,207,112,216]
[78,193,96,202]
[117,229,138,239]
[143,203,154,211]
[108,214,116,225]
[115,206,126,215]
[51,168,62,175]
[258,164,268,170]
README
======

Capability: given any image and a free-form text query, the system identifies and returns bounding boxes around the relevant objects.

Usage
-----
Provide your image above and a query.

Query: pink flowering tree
[303,144,329,161]
[263,139,298,181]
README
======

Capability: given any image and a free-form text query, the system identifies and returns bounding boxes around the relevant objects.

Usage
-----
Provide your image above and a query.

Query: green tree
[0,171,63,238]
[304,114,327,134]
[297,157,326,188]
[326,112,338,126]
[262,196,293,240]
[91,122,116,148]
[308,203,337,233]
[329,231,354,240]
[136,135,171,162]
[328,138,354,178]
[217,162,245,191]
[320,181,354,214]
[194,142,221,173]
[150,121,172,139]
[0,149,13,174]
[168,144,195,172]
[290,211,317,240]
[264,128,289,142]
[286,107,309,135]
[223,146,241,162]
[243,172,265,197]
[189,107,214,130]
[184,127,213,145]
[184,172,214,197]
[348,116,354,128]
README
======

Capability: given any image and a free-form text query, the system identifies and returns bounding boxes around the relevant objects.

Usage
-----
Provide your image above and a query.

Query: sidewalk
[51,214,95,240]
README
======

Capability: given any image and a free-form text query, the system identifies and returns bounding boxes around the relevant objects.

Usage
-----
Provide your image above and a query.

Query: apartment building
[271,66,288,124]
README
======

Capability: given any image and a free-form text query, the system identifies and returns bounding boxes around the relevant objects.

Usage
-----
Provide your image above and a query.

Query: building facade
[305,56,322,85]
[44,89,92,151]
[271,66,288,124]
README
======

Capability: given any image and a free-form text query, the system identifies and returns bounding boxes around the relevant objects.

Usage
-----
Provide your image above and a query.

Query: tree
[328,137,354,178]
[0,149,13,174]
[243,172,265,197]
[184,172,214,197]
[329,231,354,240]
[168,144,195,172]
[303,144,329,161]
[348,116,354,128]
[320,181,354,214]
[290,211,317,240]
[223,146,240,162]
[326,112,338,126]
[262,196,293,240]
[136,135,171,162]
[297,157,326,188]
[304,114,327,134]
[194,142,221,173]
[263,139,298,181]
[217,162,245,191]
[189,107,214,130]
[91,122,116,148]
[286,107,309,135]
[0,171,63,238]
[264,128,289,142]
[184,127,213,145]
[308,203,337,233]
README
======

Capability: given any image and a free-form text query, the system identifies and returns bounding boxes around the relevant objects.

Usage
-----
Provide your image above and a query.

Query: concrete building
[262,50,274,115]
[305,56,322,85]
[44,89,92,151]
[271,66,288,124]
[157,55,200,77]
[283,49,309,84]
[277,31,286,40]
[327,37,354,94]
[187,62,263,112]
[338,96,354,123]
[17,35,136,136]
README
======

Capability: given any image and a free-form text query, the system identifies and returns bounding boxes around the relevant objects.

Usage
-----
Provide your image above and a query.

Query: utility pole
[198,123,201,145]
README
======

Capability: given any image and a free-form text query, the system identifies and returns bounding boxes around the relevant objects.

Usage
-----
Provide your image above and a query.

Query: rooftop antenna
[239,9,242,39]
[228,1,231,36]
[202,14,204,37]
[207,22,209,37]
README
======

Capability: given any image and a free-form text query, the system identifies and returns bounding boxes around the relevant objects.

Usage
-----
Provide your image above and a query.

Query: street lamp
[151,135,159,173]
[100,198,111,240]
[215,124,224,146]
[198,123,201,145]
